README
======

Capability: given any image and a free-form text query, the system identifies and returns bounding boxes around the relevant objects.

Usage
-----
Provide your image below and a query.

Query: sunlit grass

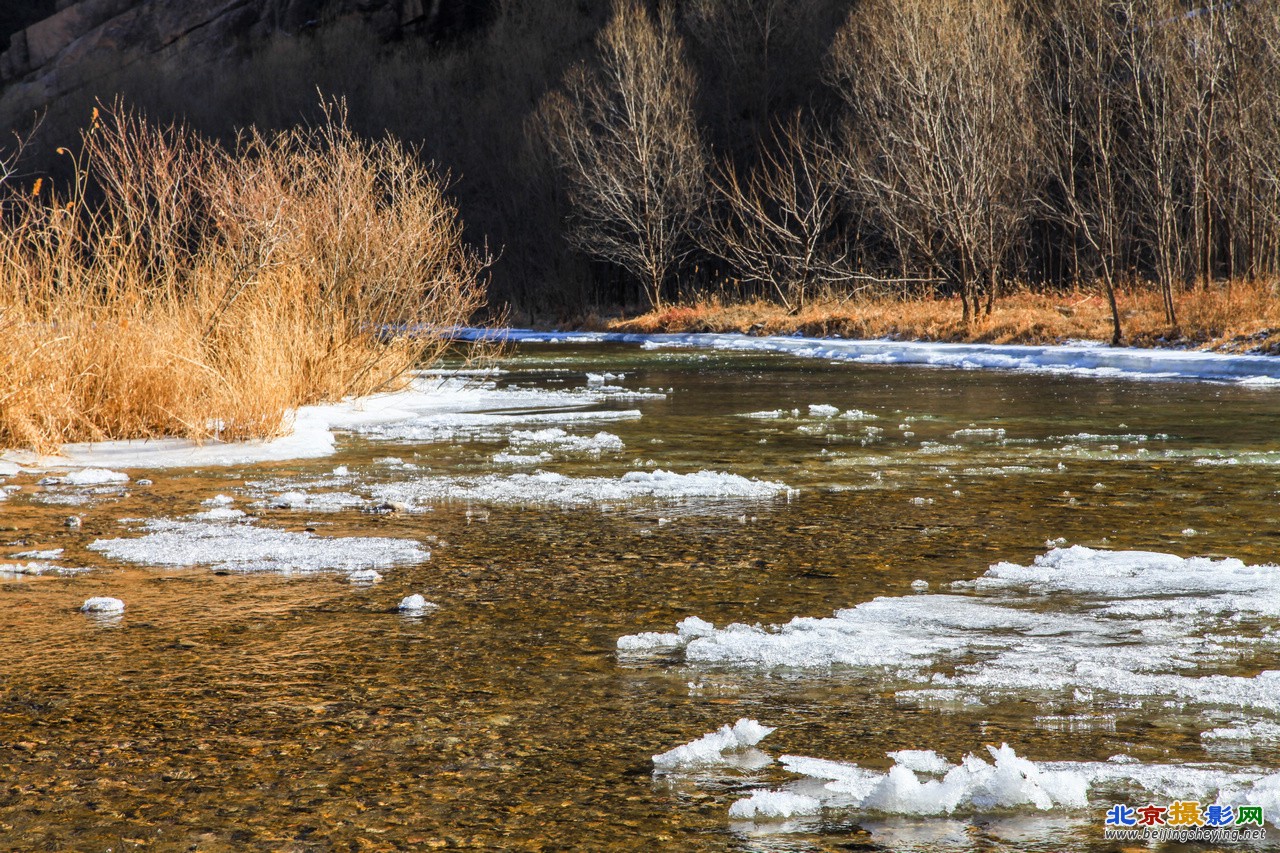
[0,102,487,453]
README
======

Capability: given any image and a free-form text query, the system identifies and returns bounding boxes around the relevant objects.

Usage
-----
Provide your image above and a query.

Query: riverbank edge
[546,287,1280,356]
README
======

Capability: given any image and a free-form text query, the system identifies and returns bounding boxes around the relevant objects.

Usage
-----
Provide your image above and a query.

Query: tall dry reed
[0,102,487,453]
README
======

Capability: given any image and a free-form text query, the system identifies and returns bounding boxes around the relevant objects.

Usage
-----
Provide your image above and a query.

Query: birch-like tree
[537,0,705,309]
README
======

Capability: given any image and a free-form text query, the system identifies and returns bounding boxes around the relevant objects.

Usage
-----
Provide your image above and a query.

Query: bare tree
[536,0,705,309]
[1119,0,1195,327]
[828,0,1039,322]
[703,115,858,312]
[1036,0,1130,344]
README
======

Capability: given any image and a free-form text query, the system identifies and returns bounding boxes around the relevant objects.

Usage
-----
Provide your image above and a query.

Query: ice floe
[63,468,130,485]
[506,428,624,456]
[369,469,793,509]
[0,562,63,576]
[261,490,367,512]
[724,743,1280,826]
[619,546,1280,718]
[11,548,63,560]
[88,517,428,576]
[652,718,776,771]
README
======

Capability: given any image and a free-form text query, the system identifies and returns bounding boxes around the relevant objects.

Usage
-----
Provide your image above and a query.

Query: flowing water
[3,342,1280,851]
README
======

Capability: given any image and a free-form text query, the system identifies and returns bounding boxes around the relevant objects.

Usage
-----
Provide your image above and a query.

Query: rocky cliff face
[0,0,488,133]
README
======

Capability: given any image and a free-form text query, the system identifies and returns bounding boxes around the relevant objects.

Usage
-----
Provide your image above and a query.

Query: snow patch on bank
[1,375,651,471]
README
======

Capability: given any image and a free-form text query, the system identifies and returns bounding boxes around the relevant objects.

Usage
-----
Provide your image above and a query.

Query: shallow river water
[3,342,1280,851]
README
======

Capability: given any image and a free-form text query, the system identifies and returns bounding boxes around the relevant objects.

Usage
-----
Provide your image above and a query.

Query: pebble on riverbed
[80,596,124,614]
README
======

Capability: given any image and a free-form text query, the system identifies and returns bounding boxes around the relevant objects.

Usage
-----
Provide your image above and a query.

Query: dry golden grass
[0,103,487,454]
[608,283,1280,352]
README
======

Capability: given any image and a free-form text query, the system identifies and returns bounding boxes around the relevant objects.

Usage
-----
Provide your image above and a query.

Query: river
[2,341,1279,851]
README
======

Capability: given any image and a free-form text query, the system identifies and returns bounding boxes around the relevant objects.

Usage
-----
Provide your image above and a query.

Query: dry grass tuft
[0,102,487,454]
[610,283,1280,352]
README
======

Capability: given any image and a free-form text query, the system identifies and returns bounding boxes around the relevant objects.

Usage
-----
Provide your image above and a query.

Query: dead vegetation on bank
[0,103,487,454]
[607,282,1280,353]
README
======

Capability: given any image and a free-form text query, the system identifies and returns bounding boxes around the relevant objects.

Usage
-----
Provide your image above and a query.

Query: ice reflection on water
[2,344,1280,850]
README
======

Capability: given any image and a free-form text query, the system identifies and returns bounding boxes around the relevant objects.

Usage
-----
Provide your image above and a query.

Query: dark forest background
[3,0,1280,333]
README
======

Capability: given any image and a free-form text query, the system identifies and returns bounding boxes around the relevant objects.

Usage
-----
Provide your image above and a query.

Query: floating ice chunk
[1,562,58,576]
[809,404,840,418]
[204,494,235,507]
[652,718,776,770]
[371,469,792,509]
[910,579,929,591]
[889,750,952,775]
[1183,528,1198,536]
[863,764,967,815]
[398,594,436,612]
[975,546,1274,600]
[507,428,624,455]
[88,518,428,575]
[64,468,129,485]
[332,465,349,476]
[193,507,247,522]
[81,596,124,614]
[586,372,624,384]
[265,491,366,512]
[759,744,1087,819]
[11,548,63,560]
[617,631,682,651]
[728,790,821,820]
[678,616,716,640]
[950,428,1006,439]
[1202,721,1280,743]
[779,755,882,798]
[741,410,785,419]
[492,451,553,466]
[840,409,875,421]
[348,569,382,584]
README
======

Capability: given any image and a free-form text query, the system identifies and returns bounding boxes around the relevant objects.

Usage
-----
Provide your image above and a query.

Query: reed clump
[0,103,487,454]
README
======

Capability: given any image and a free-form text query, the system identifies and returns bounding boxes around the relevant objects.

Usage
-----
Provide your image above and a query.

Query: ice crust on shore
[456,328,1280,384]
[88,517,429,575]
[369,469,793,509]
[652,718,776,770]
[618,546,1280,715]
[0,376,652,471]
